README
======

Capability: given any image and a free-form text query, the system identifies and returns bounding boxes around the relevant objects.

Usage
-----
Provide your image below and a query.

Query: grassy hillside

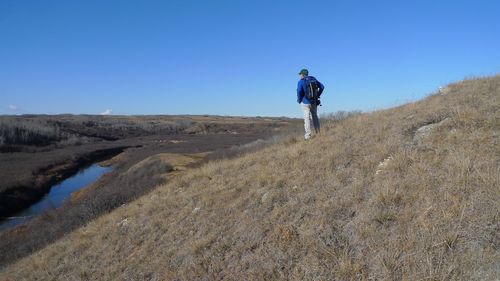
[1,76,498,280]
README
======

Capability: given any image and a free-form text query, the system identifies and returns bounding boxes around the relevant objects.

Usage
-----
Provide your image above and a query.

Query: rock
[261,190,278,204]
[375,156,394,175]
[261,191,272,204]
[118,218,130,227]
[413,118,451,145]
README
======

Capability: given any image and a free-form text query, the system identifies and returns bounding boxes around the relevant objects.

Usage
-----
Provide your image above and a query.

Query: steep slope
[1,76,498,280]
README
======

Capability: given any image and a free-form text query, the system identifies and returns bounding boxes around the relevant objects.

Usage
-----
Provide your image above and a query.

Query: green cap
[298,68,309,76]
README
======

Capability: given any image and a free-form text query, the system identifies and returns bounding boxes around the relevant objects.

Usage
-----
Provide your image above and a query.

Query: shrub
[0,118,63,146]
[321,110,363,123]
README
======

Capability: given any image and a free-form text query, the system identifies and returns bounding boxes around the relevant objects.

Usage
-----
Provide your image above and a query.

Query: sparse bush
[96,118,194,135]
[0,118,63,146]
[321,110,362,123]
[0,116,198,147]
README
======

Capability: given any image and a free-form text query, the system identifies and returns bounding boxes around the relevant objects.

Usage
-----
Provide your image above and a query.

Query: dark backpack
[305,76,321,101]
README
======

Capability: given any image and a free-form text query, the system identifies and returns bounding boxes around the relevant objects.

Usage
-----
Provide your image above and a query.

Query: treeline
[1,114,269,148]
[69,118,195,137]
[0,118,65,146]
[0,116,196,147]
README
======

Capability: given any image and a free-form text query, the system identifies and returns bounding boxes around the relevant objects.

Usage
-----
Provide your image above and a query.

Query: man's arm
[318,80,325,96]
[297,80,304,103]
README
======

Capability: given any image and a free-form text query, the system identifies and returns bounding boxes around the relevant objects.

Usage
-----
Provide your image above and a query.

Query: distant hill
[2,75,499,280]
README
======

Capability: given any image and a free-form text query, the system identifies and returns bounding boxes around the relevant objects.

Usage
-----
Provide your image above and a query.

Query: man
[297,68,324,140]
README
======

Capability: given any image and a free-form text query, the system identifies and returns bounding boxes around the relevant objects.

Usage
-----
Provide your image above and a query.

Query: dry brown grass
[1,75,499,280]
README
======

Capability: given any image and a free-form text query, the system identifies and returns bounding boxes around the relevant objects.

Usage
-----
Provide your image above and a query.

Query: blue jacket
[297,76,325,104]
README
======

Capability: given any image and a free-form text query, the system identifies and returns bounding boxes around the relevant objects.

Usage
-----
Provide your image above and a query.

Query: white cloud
[5,104,25,114]
[100,109,113,115]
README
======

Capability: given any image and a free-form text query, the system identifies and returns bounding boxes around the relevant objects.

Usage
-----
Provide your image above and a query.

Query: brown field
[0,114,295,194]
[0,114,297,213]
[0,115,299,268]
[1,76,499,280]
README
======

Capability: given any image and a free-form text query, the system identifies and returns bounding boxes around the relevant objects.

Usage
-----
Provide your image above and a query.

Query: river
[0,163,112,232]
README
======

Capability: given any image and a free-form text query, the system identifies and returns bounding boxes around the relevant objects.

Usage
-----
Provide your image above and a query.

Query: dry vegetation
[0,114,292,151]
[0,114,293,215]
[1,76,499,280]
[0,118,67,147]
[0,115,295,269]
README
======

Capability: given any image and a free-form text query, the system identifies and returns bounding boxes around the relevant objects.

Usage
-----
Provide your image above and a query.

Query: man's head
[298,68,309,79]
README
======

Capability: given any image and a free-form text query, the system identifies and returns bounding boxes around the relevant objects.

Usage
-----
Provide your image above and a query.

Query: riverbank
[0,117,300,268]
[0,163,112,232]
[0,146,128,218]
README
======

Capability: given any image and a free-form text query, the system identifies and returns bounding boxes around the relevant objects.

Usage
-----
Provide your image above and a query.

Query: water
[0,164,112,232]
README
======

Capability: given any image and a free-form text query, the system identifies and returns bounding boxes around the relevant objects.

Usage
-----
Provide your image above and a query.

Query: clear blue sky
[1,0,499,117]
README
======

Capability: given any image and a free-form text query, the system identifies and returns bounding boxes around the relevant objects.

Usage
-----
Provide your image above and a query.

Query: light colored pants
[301,103,320,139]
